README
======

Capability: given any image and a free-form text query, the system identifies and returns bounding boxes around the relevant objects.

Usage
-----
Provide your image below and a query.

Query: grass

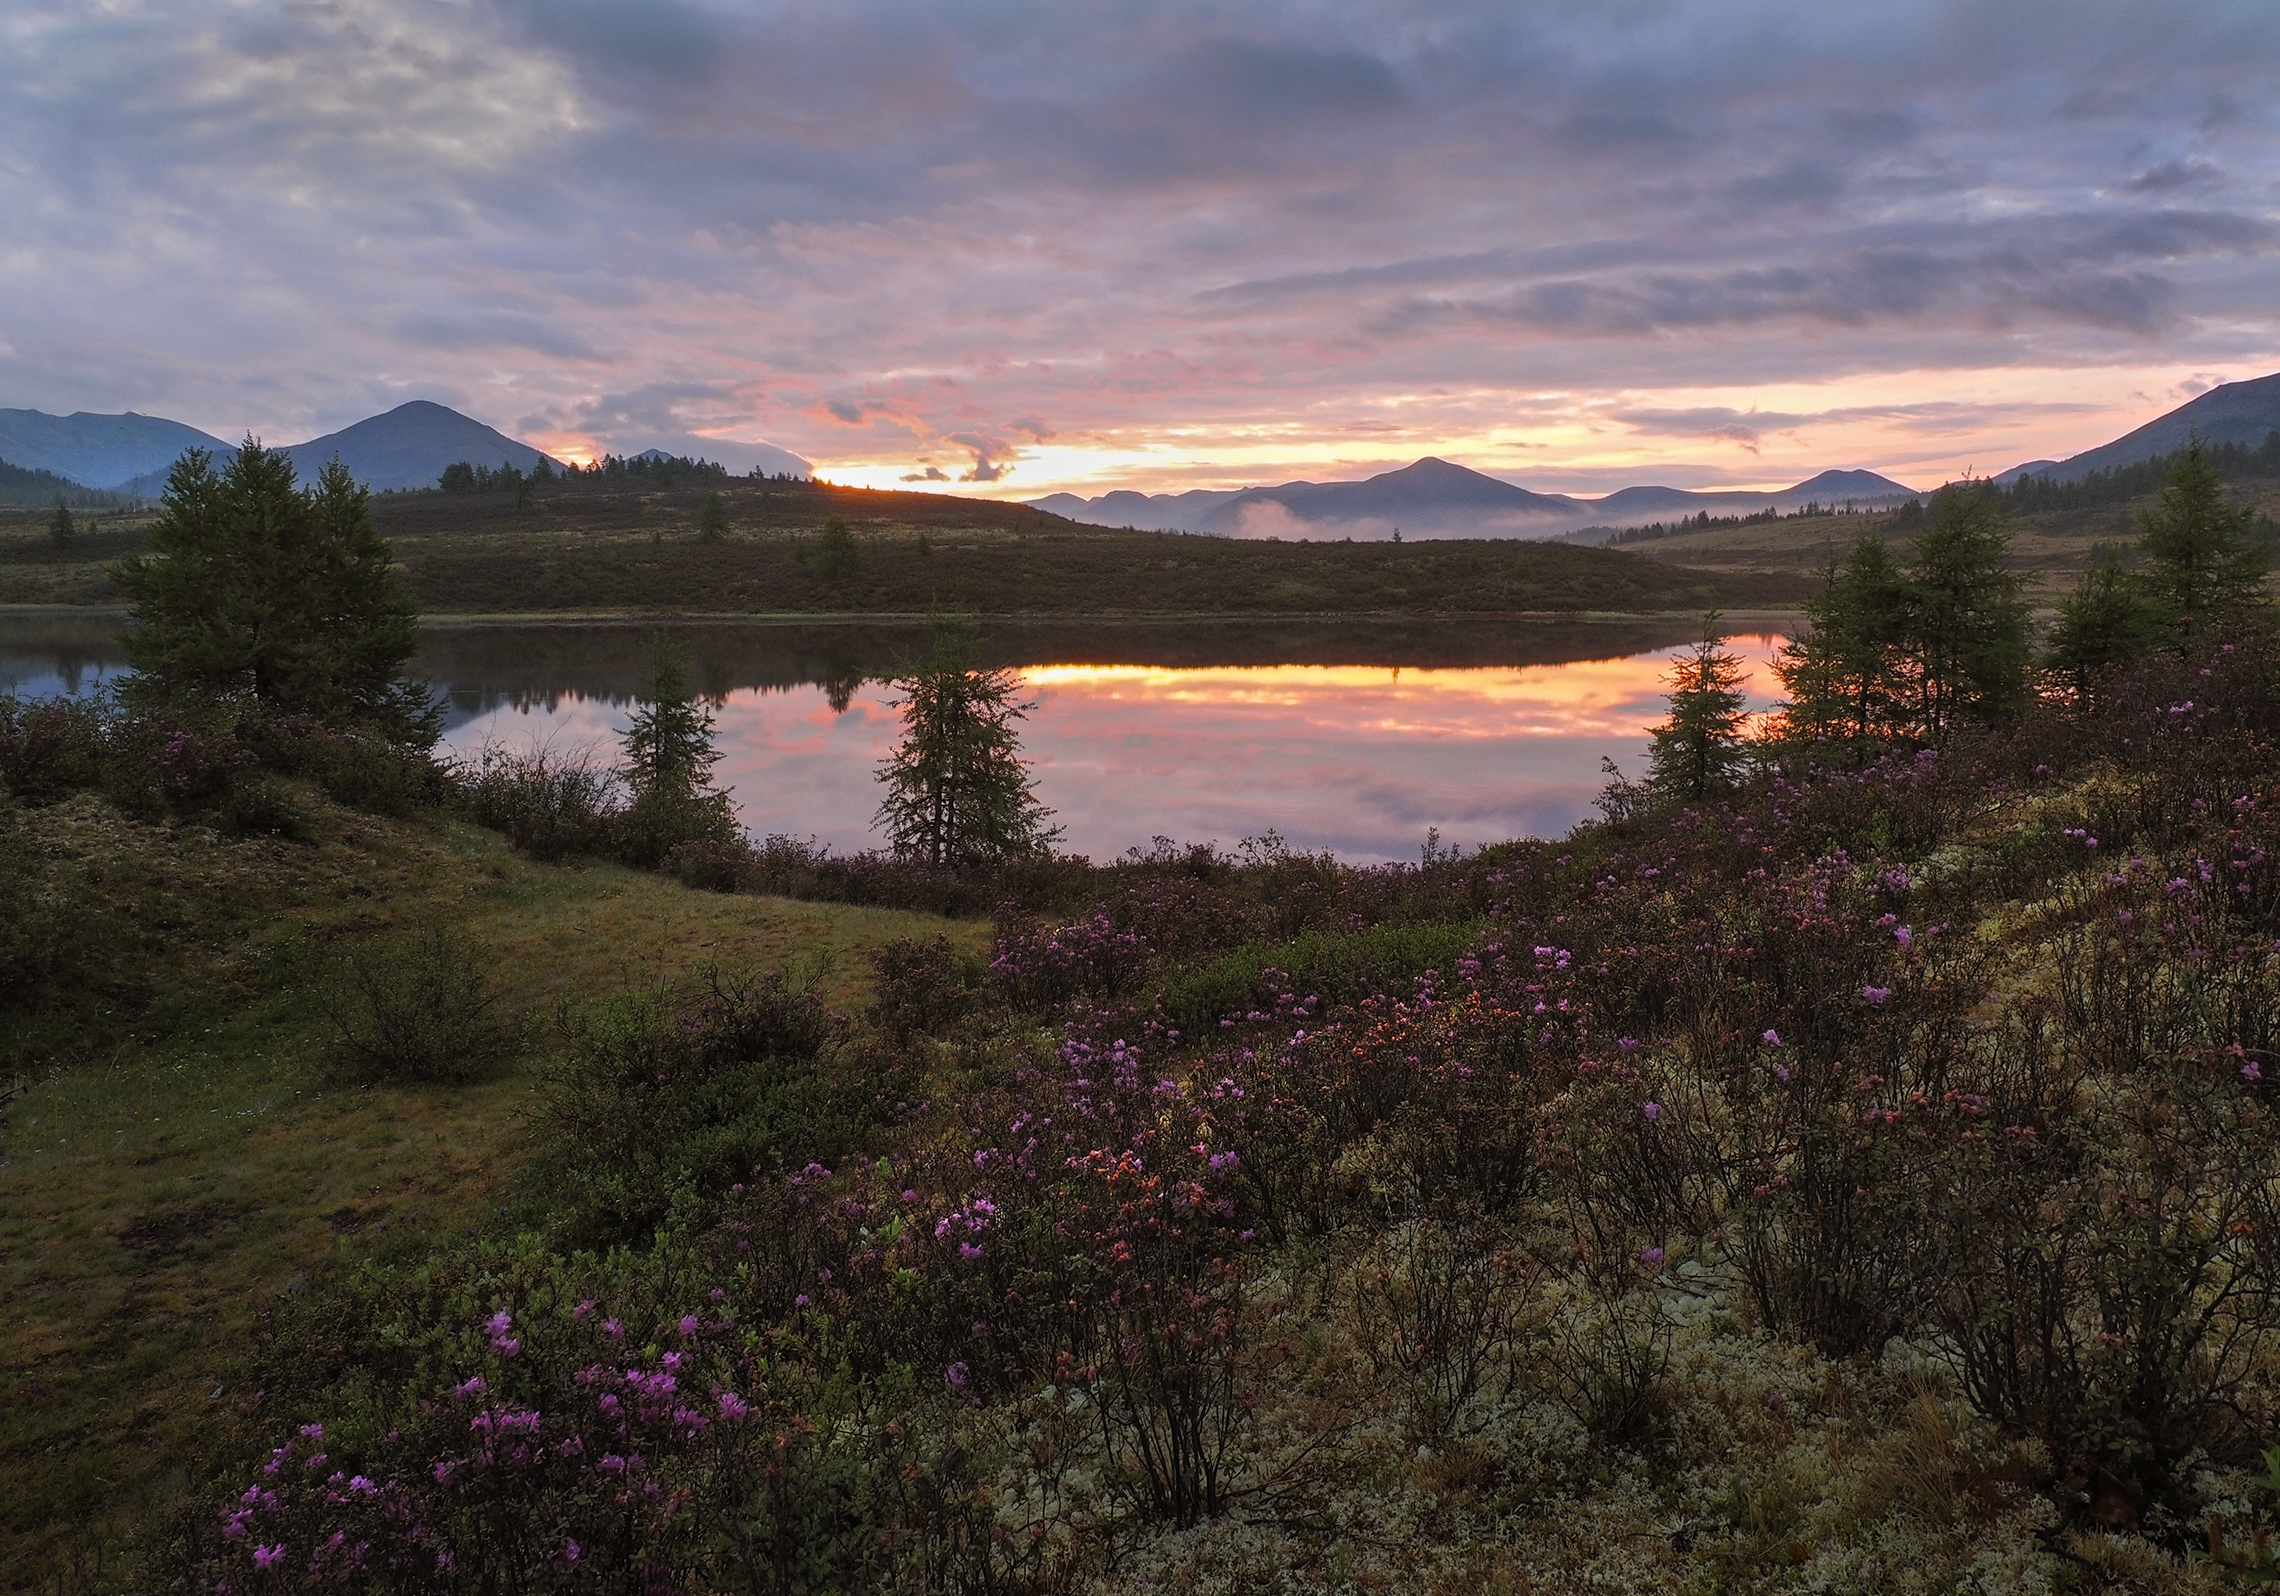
[1620,478,2280,588]
[0,477,1805,618]
[0,783,984,1589]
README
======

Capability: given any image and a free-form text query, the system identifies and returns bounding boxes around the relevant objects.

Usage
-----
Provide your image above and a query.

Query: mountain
[0,409,232,491]
[283,400,561,492]
[1588,470,1918,526]
[1028,487,1244,531]
[1194,457,1588,540]
[1029,459,1918,541]
[2011,371,2280,483]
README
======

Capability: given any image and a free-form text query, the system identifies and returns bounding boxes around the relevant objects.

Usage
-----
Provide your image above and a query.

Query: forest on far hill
[0,469,1808,616]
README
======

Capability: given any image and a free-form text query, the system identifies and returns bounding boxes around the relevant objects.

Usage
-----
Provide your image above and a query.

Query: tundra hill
[352,473,1808,618]
[2008,370,2280,483]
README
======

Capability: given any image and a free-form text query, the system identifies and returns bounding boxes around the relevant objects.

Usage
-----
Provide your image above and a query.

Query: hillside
[282,400,563,492]
[2020,370,2280,482]
[9,637,2280,1592]
[0,410,231,492]
[0,474,1807,616]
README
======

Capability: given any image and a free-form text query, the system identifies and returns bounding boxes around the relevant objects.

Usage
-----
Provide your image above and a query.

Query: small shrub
[664,835,749,892]
[529,966,909,1246]
[453,742,621,861]
[323,921,517,1084]
[868,933,981,1044]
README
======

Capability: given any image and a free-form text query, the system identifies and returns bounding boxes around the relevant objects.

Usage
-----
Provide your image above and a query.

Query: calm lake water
[0,615,1787,863]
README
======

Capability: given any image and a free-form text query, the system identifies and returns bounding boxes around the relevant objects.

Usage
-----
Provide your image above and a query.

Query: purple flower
[1639,1246,1665,1267]
[1762,1029,1781,1046]
[678,1315,699,1337]
[454,1376,486,1399]
[945,1361,970,1390]
[573,1300,595,1320]
[253,1545,285,1570]
[959,1242,984,1261]
[486,1311,513,1336]
[1642,1101,1663,1123]
[563,1540,580,1565]
[718,1391,750,1423]
[1861,986,1891,1004]
[2246,1061,2265,1082]
[1617,1037,1641,1053]
[1893,926,1912,948]
[794,1294,811,1308]
[602,1319,624,1339]
[299,1423,324,1441]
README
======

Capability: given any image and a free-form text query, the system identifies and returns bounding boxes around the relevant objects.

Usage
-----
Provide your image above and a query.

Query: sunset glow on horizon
[430,639,1789,862]
[5,4,2275,502]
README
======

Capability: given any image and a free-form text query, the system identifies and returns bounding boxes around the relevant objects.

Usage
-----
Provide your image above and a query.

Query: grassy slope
[0,479,1803,616]
[0,789,983,1588]
[1623,478,2280,591]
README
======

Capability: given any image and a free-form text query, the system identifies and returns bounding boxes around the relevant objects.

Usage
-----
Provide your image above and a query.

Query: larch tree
[1648,614,1752,801]
[114,440,438,745]
[875,616,1059,866]
[2138,436,2269,639]
[618,640,737,866]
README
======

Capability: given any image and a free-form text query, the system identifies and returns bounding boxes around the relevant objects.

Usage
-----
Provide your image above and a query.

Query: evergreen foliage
[2137,435,2270,639]
[1772,487,2029,752]
[2043,549,2169,702]
[1907,480,2030,740]
[114,441,438,745]
[47,496,75,546]
[1647,614,1750,800]
[698,490,730,544]
[874,616,1059,866]
[816,513,861,581]
[617,641,737,867]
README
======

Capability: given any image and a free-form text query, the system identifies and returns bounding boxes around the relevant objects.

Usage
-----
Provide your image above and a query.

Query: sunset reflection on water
[441,636,1786,864]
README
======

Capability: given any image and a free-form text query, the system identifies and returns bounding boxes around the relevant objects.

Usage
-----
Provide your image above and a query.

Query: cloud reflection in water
[441,637,1784,864]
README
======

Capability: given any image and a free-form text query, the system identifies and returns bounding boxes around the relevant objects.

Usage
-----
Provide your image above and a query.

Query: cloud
[2124,159,2224,193]
[4,0,2280,486]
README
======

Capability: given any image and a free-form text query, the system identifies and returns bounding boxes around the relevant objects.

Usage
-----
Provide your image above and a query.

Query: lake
[0,614,1789,863]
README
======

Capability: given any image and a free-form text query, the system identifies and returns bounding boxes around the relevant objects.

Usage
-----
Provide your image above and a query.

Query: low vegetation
[5,444,2280,1592]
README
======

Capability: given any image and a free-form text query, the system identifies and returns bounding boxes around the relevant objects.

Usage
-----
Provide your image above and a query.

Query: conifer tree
[875,616,1059,866]
[48,496,76,546]
[1648,615,1751,800]
[115,441,437,744]
[699,492,730,544]
[2043,549,2167,703]
[2138,436,2268,639]
[618,641,736,866]
[1908,481,2029,740]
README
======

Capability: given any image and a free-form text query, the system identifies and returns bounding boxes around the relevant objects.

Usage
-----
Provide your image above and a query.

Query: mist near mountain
[1031,459,1916,540]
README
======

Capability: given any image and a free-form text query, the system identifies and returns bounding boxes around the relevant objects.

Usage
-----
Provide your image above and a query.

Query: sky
[3,0,2278,498]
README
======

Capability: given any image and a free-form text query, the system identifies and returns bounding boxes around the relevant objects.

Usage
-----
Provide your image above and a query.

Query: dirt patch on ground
[114,1201,253,1266]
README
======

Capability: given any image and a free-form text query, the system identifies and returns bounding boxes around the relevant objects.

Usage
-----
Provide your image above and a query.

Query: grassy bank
[0,780,981,1589]
[12,630,2280,1592]
[0,476,1806,615]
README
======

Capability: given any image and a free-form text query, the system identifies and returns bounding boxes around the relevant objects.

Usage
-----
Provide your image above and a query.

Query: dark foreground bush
[527,965,916,1247]
[322,922,519,1084]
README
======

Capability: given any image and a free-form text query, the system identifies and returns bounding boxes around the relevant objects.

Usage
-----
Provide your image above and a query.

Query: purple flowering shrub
[179,637,2280,1570]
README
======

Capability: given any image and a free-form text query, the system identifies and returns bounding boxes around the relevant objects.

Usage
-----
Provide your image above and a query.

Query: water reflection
[0,615,1788,862]
[439,643,1785,862]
